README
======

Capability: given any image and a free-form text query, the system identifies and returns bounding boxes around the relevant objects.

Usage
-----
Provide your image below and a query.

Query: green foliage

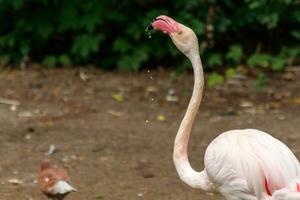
[208,73,224,87]
[207,53,223,66]
[226,45,243,63]
[271,57,285,71]
[225,68,237,78]
[42,56,56,67]
[255,72,268,92]
[0,0,299,71]
[58,55,71,66]
[247,54,272,68]
[71,34,104,59]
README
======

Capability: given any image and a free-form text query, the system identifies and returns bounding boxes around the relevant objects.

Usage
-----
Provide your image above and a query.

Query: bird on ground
[37,159,77,200]
[147,15,300,200]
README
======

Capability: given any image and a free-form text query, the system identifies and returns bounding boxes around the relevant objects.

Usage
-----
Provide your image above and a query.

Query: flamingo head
[147,15,199,57]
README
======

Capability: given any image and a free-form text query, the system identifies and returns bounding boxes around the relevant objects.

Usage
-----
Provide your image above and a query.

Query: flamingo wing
[204,129,300,199]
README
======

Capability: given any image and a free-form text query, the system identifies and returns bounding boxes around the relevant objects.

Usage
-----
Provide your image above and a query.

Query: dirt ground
[0,67,299,200]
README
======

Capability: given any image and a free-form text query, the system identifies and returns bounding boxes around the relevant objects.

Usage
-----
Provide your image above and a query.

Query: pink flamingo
[148,15,300,200]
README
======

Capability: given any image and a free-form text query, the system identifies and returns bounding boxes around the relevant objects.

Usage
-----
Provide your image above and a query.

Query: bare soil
[0,67,299,200]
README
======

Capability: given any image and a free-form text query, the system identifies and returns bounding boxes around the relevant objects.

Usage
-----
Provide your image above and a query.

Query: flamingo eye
[178,30,183,35]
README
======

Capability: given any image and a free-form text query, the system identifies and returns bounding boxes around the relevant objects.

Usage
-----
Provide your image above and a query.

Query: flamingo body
[204,129,300,200]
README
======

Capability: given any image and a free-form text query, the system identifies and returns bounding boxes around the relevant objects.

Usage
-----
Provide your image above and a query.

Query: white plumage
[204,129,300,200]
[50,180,77,195]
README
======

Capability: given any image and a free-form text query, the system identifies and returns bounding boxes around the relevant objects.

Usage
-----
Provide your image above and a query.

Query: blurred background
[0,1,300,200]
[1,0,300,71]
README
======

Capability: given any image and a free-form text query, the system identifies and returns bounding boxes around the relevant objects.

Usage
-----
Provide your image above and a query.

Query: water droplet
[148,33,152,39]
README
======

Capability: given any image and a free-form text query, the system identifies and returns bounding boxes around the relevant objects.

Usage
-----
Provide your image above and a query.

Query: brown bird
[38,159,77,200]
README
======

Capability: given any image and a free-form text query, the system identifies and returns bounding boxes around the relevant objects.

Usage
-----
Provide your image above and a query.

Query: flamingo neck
[173,51,207,189]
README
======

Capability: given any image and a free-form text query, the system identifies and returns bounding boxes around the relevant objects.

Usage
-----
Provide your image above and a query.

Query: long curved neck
[173,51,208,189]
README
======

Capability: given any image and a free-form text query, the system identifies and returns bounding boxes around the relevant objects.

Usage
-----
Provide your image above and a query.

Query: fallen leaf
[44,120,54,128]
[144,86,158,98]
[112,93,124,102]
[107,110,123,117]
[243,108,257,115]
[239,101,253,108]
[18,109,40,118]
[0,98,20,106]
[45,144,56,155]
[137,193,144,197]
[166,88,179,102]
[79,70,89,81]
[25,134,31,140]
[10,105,17,111]
[8,178,24,185]
[157,114,166,121]
[166,95,179,102]
[18,111,33,118]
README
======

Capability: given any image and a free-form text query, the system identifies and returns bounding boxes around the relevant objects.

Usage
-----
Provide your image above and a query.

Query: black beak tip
[145,24,153,31]
[145,18,157,32]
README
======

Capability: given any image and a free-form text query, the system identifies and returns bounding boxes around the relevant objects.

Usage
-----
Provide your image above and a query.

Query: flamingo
[37,159,77,200]
[148,15,300,200]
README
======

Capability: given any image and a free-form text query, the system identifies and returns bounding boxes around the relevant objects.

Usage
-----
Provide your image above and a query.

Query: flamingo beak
[145,18,155,31]
[146,15,179,35]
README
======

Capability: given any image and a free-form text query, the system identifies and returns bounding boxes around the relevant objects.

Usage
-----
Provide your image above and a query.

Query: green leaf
[58,54,71,66]
[271,57,285,71]
[113,38,131,53]
[71,34,104,58]
[58,5,79,32]
[261,13,279,29]
[208,73,224,87]
[126,23,142,41]
[4,36,16,48]
[207,54,222,67]
[117,48,148,71]
[226,45,243,62]
[249,1,260,9]
[20,42,30,56]
[112,93,124,102]
[280,46,300,58]
[255,72,267,92]
[291,31,300,40]
[42,56,56,67]
[190,19,205,35]
[117,56,134,71]
[79,14,101,32]
[11,0,23,9]
[247,54,271,67]
[225,68,237,78]
[37,25,54,39]
[216,17,231,33]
